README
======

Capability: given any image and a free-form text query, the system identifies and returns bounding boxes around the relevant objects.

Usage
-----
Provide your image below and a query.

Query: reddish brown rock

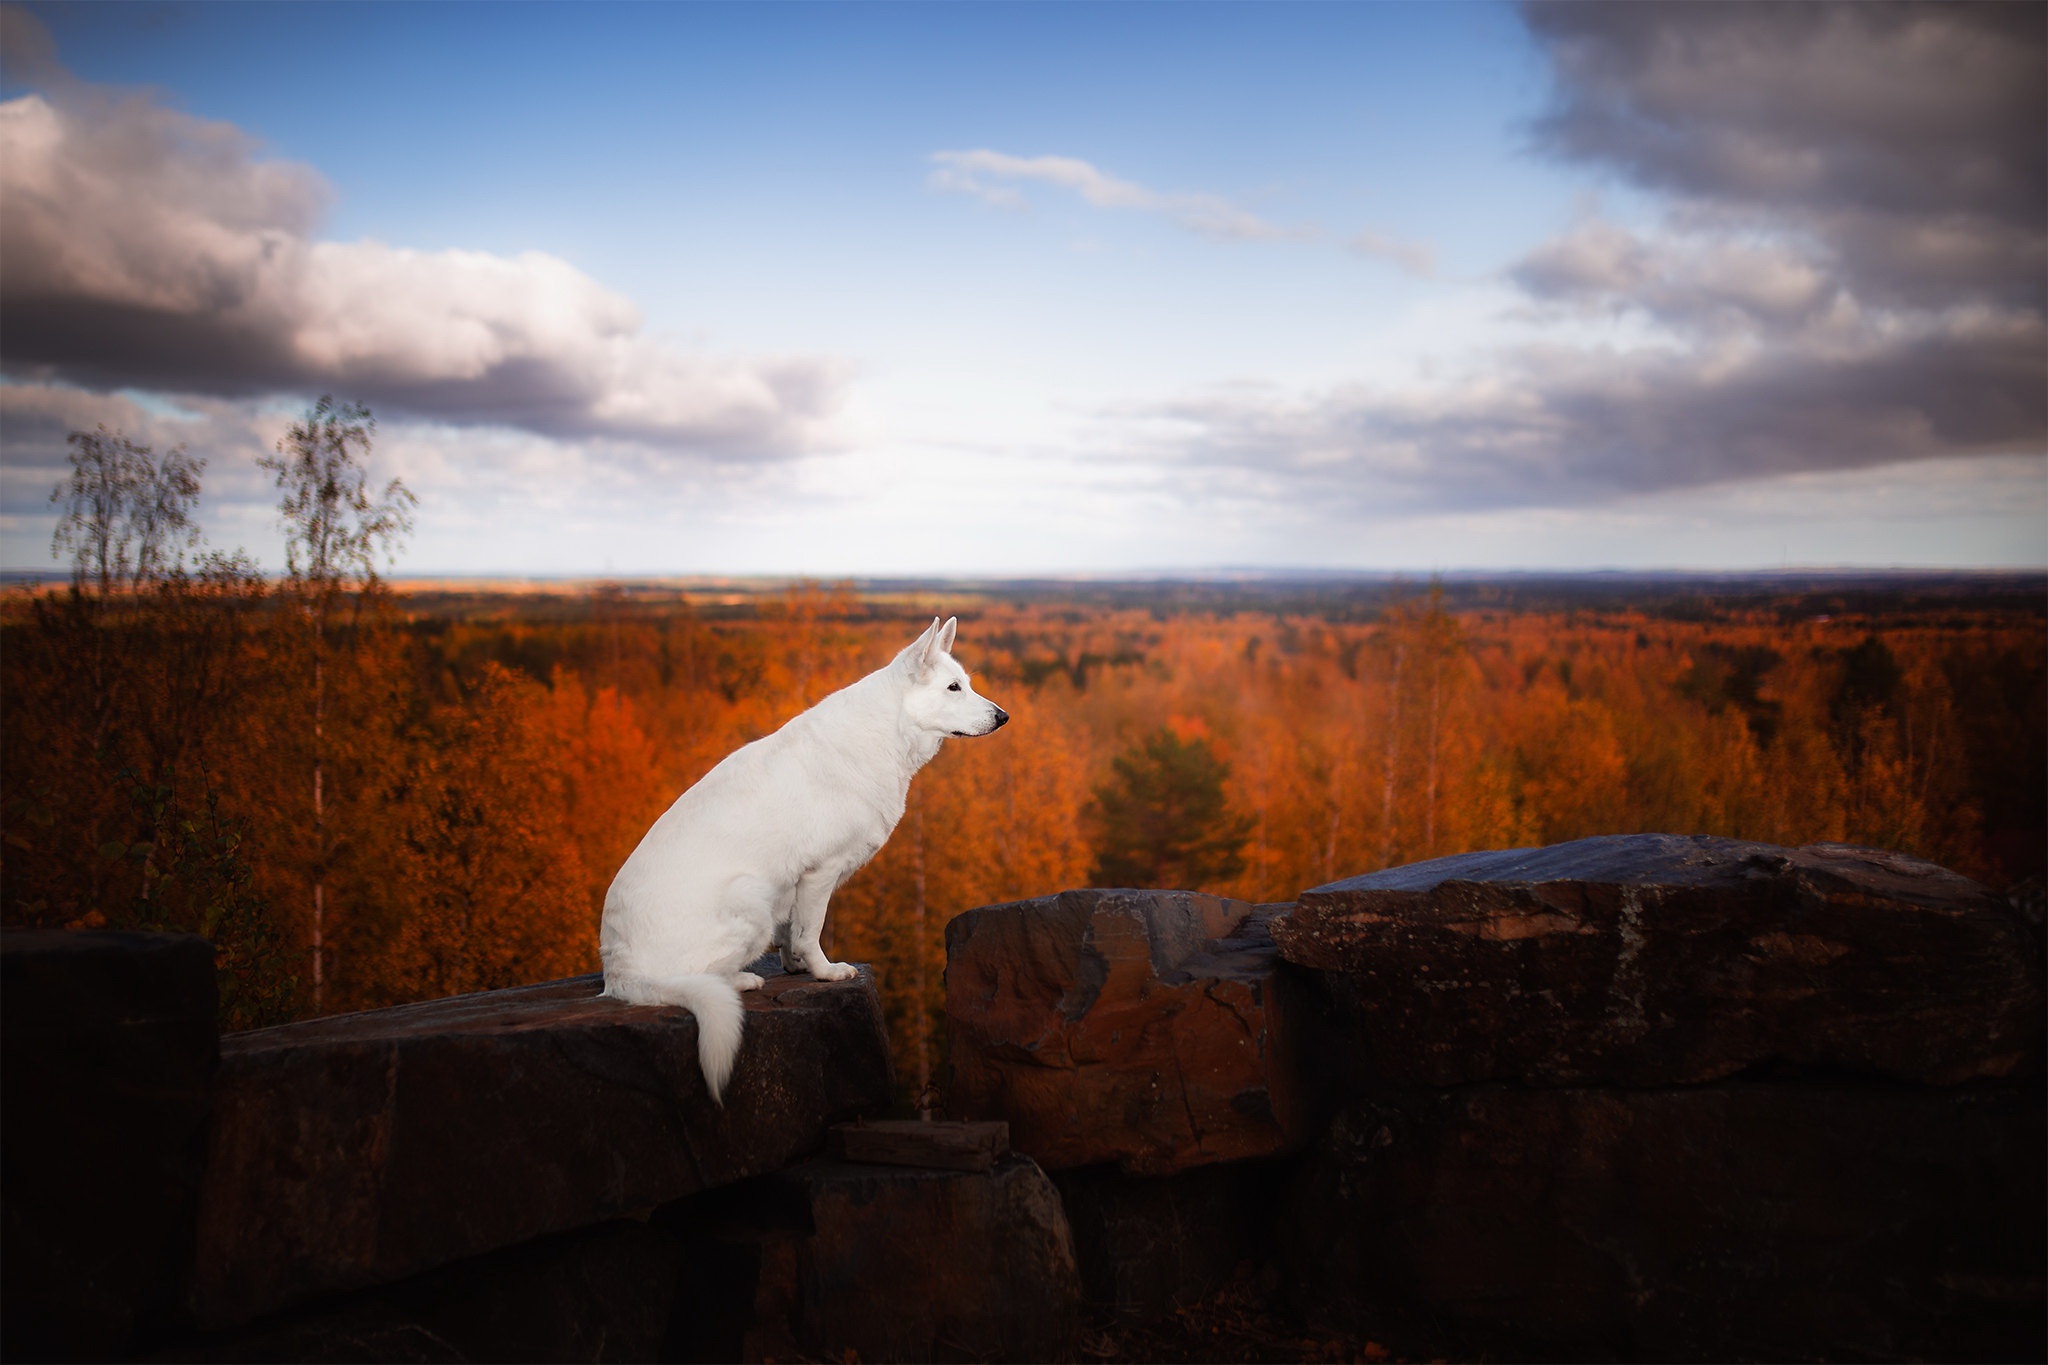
[151,1218,692,1363]
[834,1118,1010,1171]
[1273,835,2043,1088]
[1053,1159,1288,1321]
[189,967,892,1329]
[757,1154,1083,1362]
[1285,1084,2046,1362]
[944,889,1315,1176]
[661,1149,1082,1362]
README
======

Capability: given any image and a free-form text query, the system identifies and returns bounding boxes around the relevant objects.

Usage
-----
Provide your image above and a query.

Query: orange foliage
[4,580,2041,1086]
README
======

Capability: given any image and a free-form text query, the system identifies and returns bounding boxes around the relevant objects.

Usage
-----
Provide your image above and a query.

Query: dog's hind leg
[785,865,858,982]
[712,874,785,991]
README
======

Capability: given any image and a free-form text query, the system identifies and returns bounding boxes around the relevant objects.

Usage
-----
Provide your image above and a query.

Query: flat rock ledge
[1273,834,2044,1088]
[189,967,893,1329]
[165,1141,1085,1363]
[944,888,1315,1176]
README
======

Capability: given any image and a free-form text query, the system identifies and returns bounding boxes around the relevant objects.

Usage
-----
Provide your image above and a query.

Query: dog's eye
[947,682,961,692]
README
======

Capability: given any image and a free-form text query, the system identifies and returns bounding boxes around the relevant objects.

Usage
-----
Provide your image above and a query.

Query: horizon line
[6,565,2045,588]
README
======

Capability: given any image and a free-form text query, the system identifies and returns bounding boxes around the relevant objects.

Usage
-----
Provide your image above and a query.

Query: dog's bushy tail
[602,971,746,1103]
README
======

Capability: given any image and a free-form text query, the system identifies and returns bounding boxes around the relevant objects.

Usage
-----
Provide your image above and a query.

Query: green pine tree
[1089,728,1252,890]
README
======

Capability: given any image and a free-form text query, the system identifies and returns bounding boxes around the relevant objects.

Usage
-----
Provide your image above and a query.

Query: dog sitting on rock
[600,616,1008,1100]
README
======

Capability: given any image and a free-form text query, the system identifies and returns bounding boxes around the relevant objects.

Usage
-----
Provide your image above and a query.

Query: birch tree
[51,425,204,599]
[262,397,415,1012]
[49,427,204,751]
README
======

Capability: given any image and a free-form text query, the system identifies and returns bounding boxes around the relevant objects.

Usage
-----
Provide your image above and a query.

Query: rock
[189,966,893,1329]
[1284,1084,2047,1363]
[149,1219,689,1364]
[944,889,1317,1176]
[834,1118,1010,1171]
[1273,835,2043,1088]
[2,929,218,1362]
[672,1153,1083,1363]
[1053,1160,1287,1321]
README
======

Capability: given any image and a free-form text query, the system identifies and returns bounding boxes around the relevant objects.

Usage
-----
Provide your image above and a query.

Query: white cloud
[0,64,848,458]
[1513,216,1840,329]
[928,148,1297,242]
[1347,230,1436,278]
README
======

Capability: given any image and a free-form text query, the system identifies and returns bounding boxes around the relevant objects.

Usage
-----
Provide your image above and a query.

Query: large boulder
[776,1153,1081,1361]
[1272,835,2043,1088]
[1285,1084,2047,1362]
[152,1218,691,1363]
[2,930,218,1362]
[944,889,1315,1176]
[189,967,893,1329]
[669,1147,1083,1363]
[1053,1160,1288,1321]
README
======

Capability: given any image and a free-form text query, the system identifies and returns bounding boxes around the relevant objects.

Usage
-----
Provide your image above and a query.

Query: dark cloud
[1158,308,2040,512]
[1150,1,2045,511]
[1524,0,2045,310]
[0,11,845,458]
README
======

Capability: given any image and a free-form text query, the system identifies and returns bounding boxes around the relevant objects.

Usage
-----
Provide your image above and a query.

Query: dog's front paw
[731,971,766,991]
[810,960,859,982]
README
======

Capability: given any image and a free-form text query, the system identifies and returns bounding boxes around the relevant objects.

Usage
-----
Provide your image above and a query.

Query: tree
[377,665,599,1002]
[262,399,416,594]
[1089,726,1252,890]
[50,425,203,599]
[47,426,206,757]
[262,397,416,1012]
[20,434,297,1026]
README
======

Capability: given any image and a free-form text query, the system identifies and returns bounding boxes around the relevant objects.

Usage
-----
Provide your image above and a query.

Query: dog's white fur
[599,616,1007,1102]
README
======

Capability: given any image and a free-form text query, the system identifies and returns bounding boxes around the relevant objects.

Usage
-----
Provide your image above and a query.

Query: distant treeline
[358,568,2048,626]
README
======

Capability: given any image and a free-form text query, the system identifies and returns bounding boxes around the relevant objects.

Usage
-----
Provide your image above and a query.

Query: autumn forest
[4,410,2043,1105]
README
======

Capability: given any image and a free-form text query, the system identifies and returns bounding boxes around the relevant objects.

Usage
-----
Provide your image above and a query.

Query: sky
[1,0,2042,577]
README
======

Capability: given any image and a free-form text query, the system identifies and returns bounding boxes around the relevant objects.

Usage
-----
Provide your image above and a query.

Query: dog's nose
[991,707,1010,728]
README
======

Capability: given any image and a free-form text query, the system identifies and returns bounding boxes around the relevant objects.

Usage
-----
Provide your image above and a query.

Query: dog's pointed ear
[899,616,941,675]
[936,616,957,655]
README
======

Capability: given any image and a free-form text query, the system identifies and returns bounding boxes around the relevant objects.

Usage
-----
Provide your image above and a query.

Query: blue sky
[2,1,2042,576]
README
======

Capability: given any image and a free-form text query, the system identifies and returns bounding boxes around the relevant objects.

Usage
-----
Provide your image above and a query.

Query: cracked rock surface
[944,889,1315,1176]
[188,967,892,1329]
[1274,833,2044,1088]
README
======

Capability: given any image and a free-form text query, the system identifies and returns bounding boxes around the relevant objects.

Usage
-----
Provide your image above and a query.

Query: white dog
[600,616,1007,1101]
